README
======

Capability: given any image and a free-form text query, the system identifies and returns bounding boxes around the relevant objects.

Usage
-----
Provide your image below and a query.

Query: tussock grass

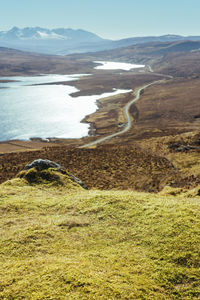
[0,179,200,299]
[136,131,200,178]
[17,167,84,189]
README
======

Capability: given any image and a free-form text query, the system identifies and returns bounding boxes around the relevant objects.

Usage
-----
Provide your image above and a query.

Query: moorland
[0,39,200,298]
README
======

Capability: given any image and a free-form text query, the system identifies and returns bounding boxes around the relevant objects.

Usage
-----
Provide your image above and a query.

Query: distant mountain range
[0,27,110,55]
[0,27,200,55]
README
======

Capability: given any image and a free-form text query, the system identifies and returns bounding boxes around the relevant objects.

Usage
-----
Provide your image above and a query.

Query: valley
[1,36,200,299]
[1,40,200,153]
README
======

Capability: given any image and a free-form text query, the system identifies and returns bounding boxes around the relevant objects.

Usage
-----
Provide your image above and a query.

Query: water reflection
[94,61,145,71]
[0,74,130,141]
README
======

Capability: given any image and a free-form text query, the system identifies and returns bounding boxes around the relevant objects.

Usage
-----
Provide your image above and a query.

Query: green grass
[0,179,200,299]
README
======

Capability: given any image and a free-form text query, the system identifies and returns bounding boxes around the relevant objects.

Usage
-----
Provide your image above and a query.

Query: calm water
[94,61,145,70]
[0,74,130,141]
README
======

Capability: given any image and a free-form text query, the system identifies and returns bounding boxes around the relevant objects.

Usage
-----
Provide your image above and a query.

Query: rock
[192,139,200,146]
[174,145,196,152]
[168,143,196,152]
[69,173,88,190]
[23,159,88,189]
[24,159,62,171]
[168,143,181,150]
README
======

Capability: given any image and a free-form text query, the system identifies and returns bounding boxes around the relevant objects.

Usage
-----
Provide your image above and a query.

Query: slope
[0,176,200,299]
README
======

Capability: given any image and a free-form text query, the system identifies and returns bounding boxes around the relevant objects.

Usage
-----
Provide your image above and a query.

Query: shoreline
[0,91,127,152]
[0,62,156,152]
[0,73,133,144]
[0,103,102,153]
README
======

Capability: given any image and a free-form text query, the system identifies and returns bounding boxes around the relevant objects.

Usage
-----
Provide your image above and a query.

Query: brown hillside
[84,78,200,143]
[0,145,180,192]
[0,48,95,76]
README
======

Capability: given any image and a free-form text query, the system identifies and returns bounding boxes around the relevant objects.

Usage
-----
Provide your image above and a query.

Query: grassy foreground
[0,179,200,299]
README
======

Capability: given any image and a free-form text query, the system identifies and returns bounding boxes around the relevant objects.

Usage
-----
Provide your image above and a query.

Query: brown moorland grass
[0,145,180,192]
[133,131,200,186]
[0,48,96,76]
[84,78,200,143]
[0,42,200,298]
[67,41,200,78]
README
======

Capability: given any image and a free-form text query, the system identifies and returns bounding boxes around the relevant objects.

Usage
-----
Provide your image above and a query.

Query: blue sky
[0,0,200,39]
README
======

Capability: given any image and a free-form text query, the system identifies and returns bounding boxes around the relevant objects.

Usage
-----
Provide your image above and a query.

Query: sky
[0,0,200,39]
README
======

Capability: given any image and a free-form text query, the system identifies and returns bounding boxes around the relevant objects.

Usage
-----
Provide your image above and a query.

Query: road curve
[147,65,173,79]
[79,79,165,148]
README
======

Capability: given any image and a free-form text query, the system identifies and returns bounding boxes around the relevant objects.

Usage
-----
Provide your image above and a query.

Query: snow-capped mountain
[1,27,200,55]
[0,27,103,41]
[0,27,109,54]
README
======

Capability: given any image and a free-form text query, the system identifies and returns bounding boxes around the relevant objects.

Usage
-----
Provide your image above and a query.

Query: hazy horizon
[0,0,199,39]
[1,26,200,41]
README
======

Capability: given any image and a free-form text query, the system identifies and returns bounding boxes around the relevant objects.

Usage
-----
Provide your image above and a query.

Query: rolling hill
[1,29,200,299]
[0,166,200,299]
[1,27,200,55]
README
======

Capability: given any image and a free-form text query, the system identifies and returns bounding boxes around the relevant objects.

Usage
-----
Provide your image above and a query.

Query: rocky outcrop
[19,159,88,189]
[24,159,63,171]
[168,143,196,152]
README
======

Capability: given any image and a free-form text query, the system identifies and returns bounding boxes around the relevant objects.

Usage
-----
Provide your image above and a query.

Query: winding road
[79,68,173,148]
